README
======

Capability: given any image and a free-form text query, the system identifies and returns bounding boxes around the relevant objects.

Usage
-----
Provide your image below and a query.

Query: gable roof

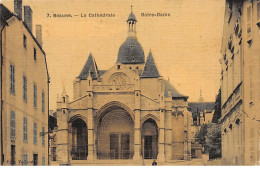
[164,80,188,100]
[0,4,14,23]
[77,53,98,80]
[141,51,160,78]
[188,102,215,119]
[0,4,49,80]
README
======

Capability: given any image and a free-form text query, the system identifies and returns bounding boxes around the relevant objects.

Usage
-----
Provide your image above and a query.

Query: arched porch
[141,118,158,159]
[95,102,135,160]
[69,117,88,160]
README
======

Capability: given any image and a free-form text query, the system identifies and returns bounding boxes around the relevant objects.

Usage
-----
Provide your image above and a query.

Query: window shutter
[247,6,252,39]
[42,92,45,113]
[10,111,15,138]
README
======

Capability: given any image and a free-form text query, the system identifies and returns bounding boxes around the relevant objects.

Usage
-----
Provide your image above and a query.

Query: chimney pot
[24,6,33,32]
[14,0,22,19]
[36,25,42,46]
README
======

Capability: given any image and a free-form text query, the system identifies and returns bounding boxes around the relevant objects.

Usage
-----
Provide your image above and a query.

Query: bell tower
[127,6,137,37]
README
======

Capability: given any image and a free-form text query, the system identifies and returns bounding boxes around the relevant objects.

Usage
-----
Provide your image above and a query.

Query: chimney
[14,0,22,19]
[36,25,42,46]
[24,6,33,32]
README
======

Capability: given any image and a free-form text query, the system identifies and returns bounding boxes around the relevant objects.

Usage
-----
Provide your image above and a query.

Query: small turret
[57,87,69,110]
[127,6,137,37]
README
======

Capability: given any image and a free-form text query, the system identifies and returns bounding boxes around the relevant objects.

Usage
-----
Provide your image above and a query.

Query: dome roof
[117,37,145,64]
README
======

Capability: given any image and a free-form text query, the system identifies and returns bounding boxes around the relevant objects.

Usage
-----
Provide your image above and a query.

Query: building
[52,10,192,165]
[189,102,215,126]
[48,110,57,165]
[220,0,260,165]
[188,101,215,158]
[0,0,49,166]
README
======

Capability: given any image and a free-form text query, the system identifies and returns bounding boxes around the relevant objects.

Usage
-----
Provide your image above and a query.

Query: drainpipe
[1,22,7,166]
[47,74,50,165]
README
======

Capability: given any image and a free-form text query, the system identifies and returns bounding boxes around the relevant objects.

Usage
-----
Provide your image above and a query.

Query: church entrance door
[141,118,158,159]
[97,106,134,160]
[144,136,153,159]
[110,134,119,159]
[110,133,130,159]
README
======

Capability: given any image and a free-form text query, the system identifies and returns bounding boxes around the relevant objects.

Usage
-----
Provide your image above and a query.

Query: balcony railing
[97,149,133,160]
[71,146,88,160]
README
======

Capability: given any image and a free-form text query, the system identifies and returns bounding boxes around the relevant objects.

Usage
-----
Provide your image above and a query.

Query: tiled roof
[0,4,49,78]
[188,102,215,119]
[0,4,14,22]
[141,51,160,78]
[117,37,145,64]
[164,80,188,99]
[77,53,98,80]
[98,70,106,77]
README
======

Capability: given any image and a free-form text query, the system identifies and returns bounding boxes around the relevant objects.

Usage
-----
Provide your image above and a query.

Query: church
[53,10,192,165]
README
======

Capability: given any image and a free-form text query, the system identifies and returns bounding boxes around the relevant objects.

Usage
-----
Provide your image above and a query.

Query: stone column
[56,109,69,165]
[183,107,191,160]
[187,111,192,160]
[158,109,165,162]
[133,90,141,161]
[165,110,172,161]
[87,91,94,161]
[133,110,141,161]
[183,108,188,160]
[56,91,70,165]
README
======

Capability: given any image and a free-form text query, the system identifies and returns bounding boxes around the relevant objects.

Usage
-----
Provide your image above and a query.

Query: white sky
[2,0,225,110]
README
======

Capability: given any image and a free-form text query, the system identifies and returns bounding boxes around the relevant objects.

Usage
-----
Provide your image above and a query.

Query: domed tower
[117,7,145,72]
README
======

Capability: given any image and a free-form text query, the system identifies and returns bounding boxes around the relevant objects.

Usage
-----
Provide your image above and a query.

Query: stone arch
[95,101,134,159]
[68,115,88,160]
[69,114,87,124]
[141,118,159,159]
[95,101,134,129]
[141,114,159,127]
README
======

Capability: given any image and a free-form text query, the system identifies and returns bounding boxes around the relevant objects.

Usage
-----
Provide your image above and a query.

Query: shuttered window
[42,156,45,166]
[10,64,15,94]
[33,123,37,144]
[23,117,27,142]
[42,127,45,146]
[22,154,27,166]
[247,6,252,39]
[34,84,37,107]
[10,111,15,138]
[42,91,45,113]
[23,76,27,101]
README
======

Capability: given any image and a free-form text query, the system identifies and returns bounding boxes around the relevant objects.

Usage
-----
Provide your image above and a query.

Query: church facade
[54,10,192,165]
